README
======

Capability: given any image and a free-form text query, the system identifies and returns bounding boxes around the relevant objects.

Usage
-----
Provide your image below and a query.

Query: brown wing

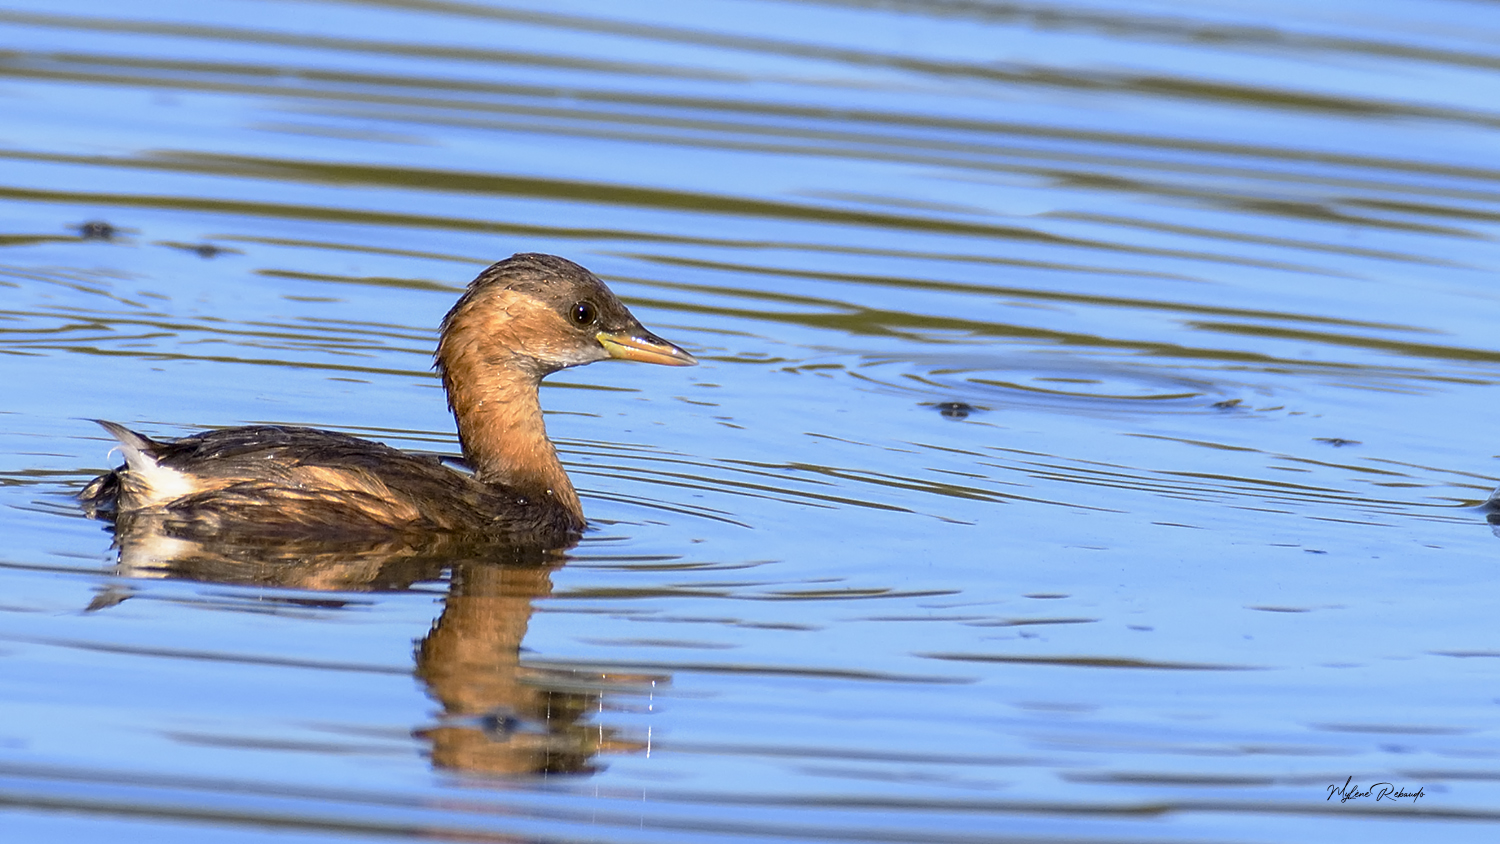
[85,424,580,541]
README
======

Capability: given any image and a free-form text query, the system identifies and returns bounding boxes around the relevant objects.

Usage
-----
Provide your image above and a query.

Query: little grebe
[81,253,696,540]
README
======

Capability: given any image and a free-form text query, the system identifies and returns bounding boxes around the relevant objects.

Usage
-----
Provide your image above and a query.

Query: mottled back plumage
[82,424,578,542]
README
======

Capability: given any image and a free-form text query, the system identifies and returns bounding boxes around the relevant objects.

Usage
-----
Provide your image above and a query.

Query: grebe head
[437,253,695,380]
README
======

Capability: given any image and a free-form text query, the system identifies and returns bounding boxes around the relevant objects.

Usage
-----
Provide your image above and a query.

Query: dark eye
[571,301,597,327]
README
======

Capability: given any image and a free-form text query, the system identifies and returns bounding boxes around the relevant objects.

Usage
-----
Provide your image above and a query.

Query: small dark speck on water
[1211,398,1243,410]
[933,401,979,420]
[1314,438,1360,447]
[77,220,118,240]
[158,241,241,258]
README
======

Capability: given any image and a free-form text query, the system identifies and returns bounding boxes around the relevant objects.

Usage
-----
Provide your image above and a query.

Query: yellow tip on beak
[597,330,698,366]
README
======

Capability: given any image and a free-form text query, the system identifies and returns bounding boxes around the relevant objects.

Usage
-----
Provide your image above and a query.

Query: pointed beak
[596,329,697,366]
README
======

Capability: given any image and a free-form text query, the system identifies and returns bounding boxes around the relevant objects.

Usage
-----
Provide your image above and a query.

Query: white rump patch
[106,429,198,509]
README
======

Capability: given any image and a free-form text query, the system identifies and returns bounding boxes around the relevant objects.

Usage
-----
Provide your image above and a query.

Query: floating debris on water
[932,401,979,420]
[76,220,118,240]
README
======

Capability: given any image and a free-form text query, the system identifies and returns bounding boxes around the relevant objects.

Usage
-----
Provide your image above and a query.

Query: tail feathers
[89,420,194,509]
[94,419,163,470]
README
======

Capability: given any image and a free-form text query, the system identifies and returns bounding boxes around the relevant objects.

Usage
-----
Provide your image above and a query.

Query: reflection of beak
[597,329,698,366]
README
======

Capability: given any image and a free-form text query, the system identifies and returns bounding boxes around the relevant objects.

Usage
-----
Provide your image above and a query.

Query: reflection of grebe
[81,253,695,540]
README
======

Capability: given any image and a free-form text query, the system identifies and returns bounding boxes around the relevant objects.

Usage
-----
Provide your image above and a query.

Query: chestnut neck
[438,352,583,527]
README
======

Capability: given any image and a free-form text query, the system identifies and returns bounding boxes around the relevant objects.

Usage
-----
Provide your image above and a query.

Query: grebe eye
[571,301,597,326]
